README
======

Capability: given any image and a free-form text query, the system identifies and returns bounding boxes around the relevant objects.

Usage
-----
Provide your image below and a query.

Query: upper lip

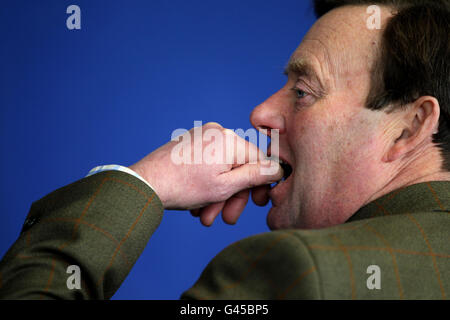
[266,148,291,167]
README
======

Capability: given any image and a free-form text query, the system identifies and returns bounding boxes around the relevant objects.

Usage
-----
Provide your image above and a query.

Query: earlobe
[383,121,414,163]
[382,97,440,163]
[384,135,408,162]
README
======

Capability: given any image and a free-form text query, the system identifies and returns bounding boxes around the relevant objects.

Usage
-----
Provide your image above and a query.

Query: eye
[296,89,307,99]
[290,87,309,99]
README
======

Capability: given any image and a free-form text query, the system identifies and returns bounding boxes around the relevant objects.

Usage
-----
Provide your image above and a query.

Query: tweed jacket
[0,170,448,299]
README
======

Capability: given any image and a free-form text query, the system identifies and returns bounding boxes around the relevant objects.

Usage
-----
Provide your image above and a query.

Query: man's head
[250,1,450,230]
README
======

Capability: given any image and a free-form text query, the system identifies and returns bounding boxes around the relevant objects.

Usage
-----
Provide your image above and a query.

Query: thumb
[221,160,283,193]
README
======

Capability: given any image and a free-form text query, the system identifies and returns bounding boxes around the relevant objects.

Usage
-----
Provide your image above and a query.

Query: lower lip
[268,175,292,205]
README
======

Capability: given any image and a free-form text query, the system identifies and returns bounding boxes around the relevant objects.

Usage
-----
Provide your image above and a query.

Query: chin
[266,206,293,230]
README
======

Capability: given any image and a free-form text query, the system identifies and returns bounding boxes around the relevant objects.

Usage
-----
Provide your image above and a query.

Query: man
[0,0,449,299]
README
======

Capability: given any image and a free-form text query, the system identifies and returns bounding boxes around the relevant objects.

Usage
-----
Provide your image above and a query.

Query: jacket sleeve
[0,170,164,300]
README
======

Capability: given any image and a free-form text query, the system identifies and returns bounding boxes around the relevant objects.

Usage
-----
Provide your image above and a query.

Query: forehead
[288,6,390,87]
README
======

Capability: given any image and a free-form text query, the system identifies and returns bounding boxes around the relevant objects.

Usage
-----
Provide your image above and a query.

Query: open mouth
[279,160,293,181]
[270,159,293,191]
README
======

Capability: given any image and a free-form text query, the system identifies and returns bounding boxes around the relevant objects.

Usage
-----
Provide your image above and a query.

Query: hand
[129,122,282,225]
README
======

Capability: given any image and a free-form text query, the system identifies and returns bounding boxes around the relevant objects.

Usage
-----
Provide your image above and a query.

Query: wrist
[129,162,169,208]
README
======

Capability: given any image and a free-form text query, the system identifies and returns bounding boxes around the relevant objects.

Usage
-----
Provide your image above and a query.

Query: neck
[365,145,450,207]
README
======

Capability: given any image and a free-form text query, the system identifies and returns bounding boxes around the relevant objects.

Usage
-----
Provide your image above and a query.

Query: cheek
[289,112,324,156]
[311,119,379,173]
[335,119,384,180]
[288,99,382,168]
[288,113,342,174]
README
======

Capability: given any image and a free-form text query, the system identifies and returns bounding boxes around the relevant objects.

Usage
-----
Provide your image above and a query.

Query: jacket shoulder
[181,229,320,299]
[287,212,450,299]
[182,212,449,299]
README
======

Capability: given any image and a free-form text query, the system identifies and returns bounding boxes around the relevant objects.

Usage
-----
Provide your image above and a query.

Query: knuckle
[213,180,232,201]
[248,164,264,187]
[218,187,232,201]
[222,128,235,137]
[204,122,223,129]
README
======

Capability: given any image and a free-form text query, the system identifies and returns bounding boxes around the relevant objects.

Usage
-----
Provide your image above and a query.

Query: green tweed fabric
[0,170,448,299]
[181,181,450,299]
[0,170,163,299]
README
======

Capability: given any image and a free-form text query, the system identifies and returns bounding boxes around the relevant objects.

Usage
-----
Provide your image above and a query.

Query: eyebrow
[283,58,327,95]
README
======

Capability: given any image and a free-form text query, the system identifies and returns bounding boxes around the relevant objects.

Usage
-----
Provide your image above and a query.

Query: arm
[0,123,282,299]
[0,170,163,299]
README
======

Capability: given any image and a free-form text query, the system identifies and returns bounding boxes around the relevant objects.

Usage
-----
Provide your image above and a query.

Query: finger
[221,160,283,193]
[199,201,226,227]
[203,122,223,130]
[251,185,271,206]
[222,189,250,225]
[223,129,266,168]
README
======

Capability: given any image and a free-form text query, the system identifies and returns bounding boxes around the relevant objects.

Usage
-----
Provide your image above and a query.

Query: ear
[384,96,440,162]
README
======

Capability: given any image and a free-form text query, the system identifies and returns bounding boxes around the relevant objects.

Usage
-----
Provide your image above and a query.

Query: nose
[250,90,286,136]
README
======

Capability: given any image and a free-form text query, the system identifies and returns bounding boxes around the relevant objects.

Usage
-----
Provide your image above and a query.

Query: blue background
[0,0,316,299]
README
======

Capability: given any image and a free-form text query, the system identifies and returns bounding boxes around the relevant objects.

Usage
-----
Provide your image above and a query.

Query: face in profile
[251,6,395,230]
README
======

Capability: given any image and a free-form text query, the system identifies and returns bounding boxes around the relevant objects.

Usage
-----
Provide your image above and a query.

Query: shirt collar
[347,181,450,223]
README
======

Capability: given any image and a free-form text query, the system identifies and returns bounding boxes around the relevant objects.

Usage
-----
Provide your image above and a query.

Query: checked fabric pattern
[0,170,163,299]
[181,181,450,299]
[0,169,448,299]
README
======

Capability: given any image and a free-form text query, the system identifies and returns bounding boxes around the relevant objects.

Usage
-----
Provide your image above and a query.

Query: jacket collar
[347,181,450,222]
